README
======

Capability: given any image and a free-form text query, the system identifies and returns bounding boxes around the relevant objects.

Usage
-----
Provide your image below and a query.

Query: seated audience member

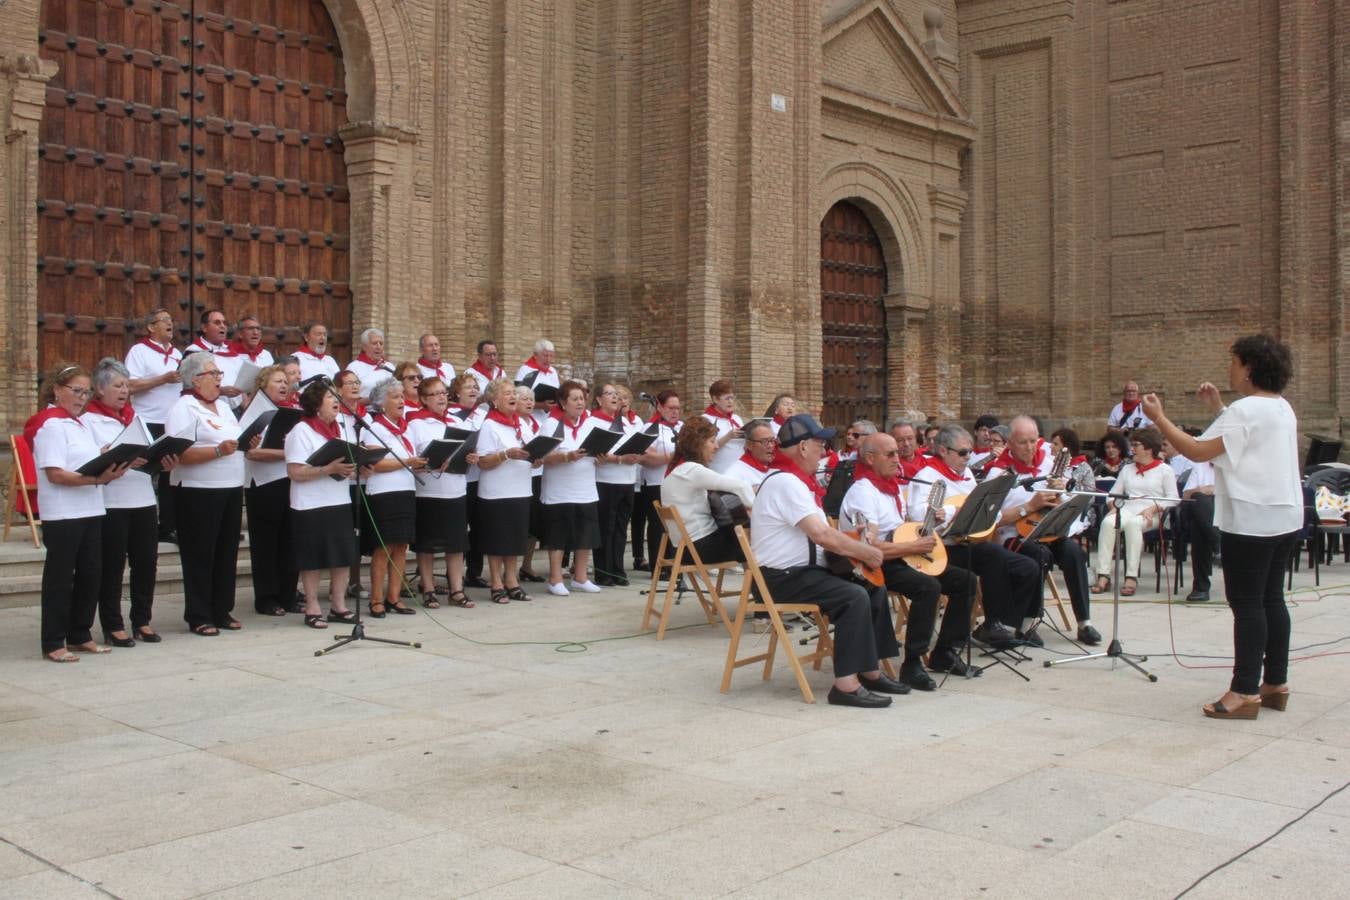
[1107,380,1154,432]
[1093,427,1179,597]
[1093,430,1129,477]
[1183,459,1220,602]
[660,417,756,564]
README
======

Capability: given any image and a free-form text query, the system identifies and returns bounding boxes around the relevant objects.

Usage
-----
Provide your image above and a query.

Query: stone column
[340,121,413,342]
[928,184,967,420]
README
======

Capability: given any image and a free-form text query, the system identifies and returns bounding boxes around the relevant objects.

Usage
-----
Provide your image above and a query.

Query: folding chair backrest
[10,435,38,517]
[659,503,695,555]
[733,525,771,605]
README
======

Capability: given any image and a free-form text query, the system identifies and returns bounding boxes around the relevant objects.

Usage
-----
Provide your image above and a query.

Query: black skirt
[292,504,357,571]
[529,474,544,540]
[476,496,531,556]
[541,501,601,551]
[359,490,416,554]
[412,496,468,554]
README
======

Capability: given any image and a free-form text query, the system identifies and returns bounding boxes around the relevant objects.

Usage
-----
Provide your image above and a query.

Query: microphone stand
[314,379,422,657]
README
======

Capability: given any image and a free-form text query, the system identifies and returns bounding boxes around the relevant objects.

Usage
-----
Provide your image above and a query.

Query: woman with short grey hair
[360,377,426,616]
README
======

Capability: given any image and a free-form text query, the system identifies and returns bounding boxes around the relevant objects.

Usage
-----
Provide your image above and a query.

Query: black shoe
[1077,624,1102,645]
[611,575,630,587]
[974,621,1017,646]
[464,575,489,589]
[859,672,911,695]
[826,685,892,708]
[928,649,981,677]
[899,660,937,692]
[103,630,136,648]
[134,627,162,644]
[595,575,616,587]
[518,569,546,583]
[255,605,287,617]
[1185,589,1210,602]
[632,560,651,573]
[1016,626,1044,648]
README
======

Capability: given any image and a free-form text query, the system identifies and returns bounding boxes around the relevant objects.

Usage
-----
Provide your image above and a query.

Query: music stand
[1016,494,1094,645]
[940,470,1028,681]
[1045,490,1161,682]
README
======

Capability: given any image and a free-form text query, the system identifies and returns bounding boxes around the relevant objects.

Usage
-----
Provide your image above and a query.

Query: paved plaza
[1,561,1349,898]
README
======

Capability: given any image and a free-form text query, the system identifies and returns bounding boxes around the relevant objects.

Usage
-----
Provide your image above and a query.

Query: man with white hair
[515,338,561,393]
[346,327,395,398]
[415,333,455,384]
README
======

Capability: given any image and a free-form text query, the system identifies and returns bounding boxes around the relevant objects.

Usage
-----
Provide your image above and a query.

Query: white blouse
[409,414,467,500]
[165,394,245,489]
[33,416,105,521]
[475,416,534,500]
[364,416,417,496]
[79,411,156,509]
[1111,461,1180,519]
[660,461,755,543]
[705,412,745,473]
[1200,396,1302,536]
[286,422,352,512]
[542,415,599,505]
[640,420,680,487]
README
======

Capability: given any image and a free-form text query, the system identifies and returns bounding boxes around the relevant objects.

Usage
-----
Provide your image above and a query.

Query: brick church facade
[0,0,1344,436]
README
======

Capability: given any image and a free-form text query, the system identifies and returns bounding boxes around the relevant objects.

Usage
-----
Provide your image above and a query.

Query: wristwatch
[1018,504,1028,519]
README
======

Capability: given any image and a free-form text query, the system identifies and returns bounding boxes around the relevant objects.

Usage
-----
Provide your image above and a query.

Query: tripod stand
[314,379,423,657]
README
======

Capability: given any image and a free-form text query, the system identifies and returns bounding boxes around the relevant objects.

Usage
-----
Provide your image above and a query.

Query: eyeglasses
[422,390,449,399]
[747,438,776,446]
[194,370,223,379]
[402,375,422,382]
[847,432,863,439]
[58,384,93,398]
[946,447,972,457]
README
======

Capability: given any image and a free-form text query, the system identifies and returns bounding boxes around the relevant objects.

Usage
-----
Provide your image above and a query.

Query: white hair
[533,338,554,354]
[360,327,385,346]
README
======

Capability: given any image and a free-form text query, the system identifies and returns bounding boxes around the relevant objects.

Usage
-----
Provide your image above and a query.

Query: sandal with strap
[448,590,475,608]
[1091,576,1111,594]
[1120,577,1137,597]
[368,602,386,619]
[506,586,532,603]
[490,588,510,604]
[304,614,328,629]
[44,649,79,663]
[191,624,220,637]
[422,591,441,609]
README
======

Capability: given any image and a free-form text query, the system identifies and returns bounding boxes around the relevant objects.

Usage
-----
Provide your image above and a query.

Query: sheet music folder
[1020,494,1093,544]
[944,469,1016,541]
[306,440,389,479]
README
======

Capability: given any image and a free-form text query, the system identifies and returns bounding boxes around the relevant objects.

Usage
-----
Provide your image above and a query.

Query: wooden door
[820,200,888,430]
[36,0,350,372]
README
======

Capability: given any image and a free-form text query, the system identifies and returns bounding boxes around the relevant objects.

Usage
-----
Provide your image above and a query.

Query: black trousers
[1188,493,1220,591]
[465,481,483,579]
[98,505,158,633]
[246,479,298,613]
[684,525,745,565]
[596,482,635,579]
[881,558,975,658]
[952,541,1041,628]
[175,486,243,628]
[632,483,662,565]
[41,516,103,652]
[1222,530,1298,694]
[760,566,899,678]
[1017,537,1091,621]
[146,422,177,539]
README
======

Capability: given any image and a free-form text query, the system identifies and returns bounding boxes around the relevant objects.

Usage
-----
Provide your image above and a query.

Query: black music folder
[579,426,623,457]
[422,438,465,470]
[306,440,389,479]
[131,422,197,474]
[523,430,563,461]
[445,430,481,475]
[260,408,304,449]
[236,409,275,449]
[610,423,658,457]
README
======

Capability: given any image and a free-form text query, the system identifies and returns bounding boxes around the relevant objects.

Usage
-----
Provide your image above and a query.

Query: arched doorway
[820,200,888,429]
[35,0,351,369]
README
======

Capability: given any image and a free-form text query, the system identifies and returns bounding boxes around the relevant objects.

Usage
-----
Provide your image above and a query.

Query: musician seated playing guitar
[752,415,907,708]
[907,425,1040,647]
[839,434,980,690]
[983,416,1102,647]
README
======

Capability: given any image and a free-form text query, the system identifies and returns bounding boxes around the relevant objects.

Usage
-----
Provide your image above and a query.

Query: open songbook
[305,440,390,480]
[77,416,156,476]
[609,422,658,457]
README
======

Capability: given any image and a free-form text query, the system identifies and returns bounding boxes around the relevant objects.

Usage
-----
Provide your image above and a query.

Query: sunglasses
[946,447,972,457]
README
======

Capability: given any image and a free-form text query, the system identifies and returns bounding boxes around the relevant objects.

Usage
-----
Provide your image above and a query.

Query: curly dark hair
[298,380,330,417]
[673,417,718,467]
[1231,334,1293,393]
[1128,426,1164,458]
[1099,430,1128,460]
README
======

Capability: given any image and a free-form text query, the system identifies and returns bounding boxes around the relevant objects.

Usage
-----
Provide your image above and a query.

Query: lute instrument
[1015,447,1071,541]
[892,481,948,575]
[827,514,886,587]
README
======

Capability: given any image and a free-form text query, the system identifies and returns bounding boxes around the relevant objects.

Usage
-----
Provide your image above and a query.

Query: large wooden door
[36,0,350,371]
[820,200,888,429]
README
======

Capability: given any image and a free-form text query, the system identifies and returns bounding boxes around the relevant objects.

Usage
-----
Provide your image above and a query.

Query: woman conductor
[1143,335,1303,720]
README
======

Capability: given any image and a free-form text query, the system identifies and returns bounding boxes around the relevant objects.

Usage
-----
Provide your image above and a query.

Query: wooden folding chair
[641,502,735,639]
[1045,571,1074,629]
[721,525,834,703]
[4,435,41,548]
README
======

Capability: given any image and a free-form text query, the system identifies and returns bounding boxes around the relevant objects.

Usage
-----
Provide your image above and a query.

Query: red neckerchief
[231,340,268,363]
[985,439,1047,476]
[623,410,639,426]
[703,405,742,428]
[550,406,588,440]
[770,450,824,508]
[84,398,135,426]
[409,406,451,424]
[521,355,553,375]
[737,451,770,473]
[137,338,176,364]
[485,408,523,441]
[375,414,413,454]
[470,359,500,381]
[404,398,422,414]
[295,344,325,360]
[1133,457,1163,474]
[1120,399,1140,418]
[853,460,905,518]
[189,390,219,407]
[922,456,973,484]
[524,416,540,436]
[278,395,301,409]
[824,449,840,471]
[418,358,451,381]
[1070,454,1088,467]
[898,455,925,478]
[192,337,236,357]
[303,416,341,440]
[25,407,80,450]
[355,352,389,371]
[773,413,788,427]
[590,409,616,424]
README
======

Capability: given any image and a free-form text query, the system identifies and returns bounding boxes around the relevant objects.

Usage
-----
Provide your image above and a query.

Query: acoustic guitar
[827,515,886,587]
[708,490,751,529]
[892,481,948,575]
[1015,447,1071,541]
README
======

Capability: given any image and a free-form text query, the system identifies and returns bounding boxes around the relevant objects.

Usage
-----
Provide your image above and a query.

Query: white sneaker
[547,581,570,596]
[569,580,602,593]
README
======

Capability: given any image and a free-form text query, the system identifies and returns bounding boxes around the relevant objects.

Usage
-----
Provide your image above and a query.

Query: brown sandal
[448,590,475,608]
[422,591,441,609]
[1120,577,1137,597]
[1091,576,1111,594]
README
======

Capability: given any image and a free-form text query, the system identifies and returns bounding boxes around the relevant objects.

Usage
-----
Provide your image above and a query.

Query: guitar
[1015,447,1071,541]
[893,481,948,575]
[708,490,751,528]
[827,515,886,587]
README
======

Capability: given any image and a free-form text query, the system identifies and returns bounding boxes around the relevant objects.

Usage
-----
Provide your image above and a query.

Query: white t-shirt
[466,362,505,393]
[124,340,183,424]
[594,414,640,486]
[1200,396,1302,535]
[838,477,906,536]
[409,414,467,500]
[238,394,288,487]
[33,416,105,521]
[1107,402,1154,431]
[416,359,456,385]
[1185,460,1216,493]
[364,416,417,496]
[185,338,243,398]
[454,405,488,484]
[704,411,745,473]
[983,443,1087,543]
[640,420,680,487]
[286,422,351,511]
[661,461,755,543]
[906,462,977,538]
[235,347,275,371]
[723,456,771,490]
[542,415,599,505]
[165,395,245,489]
[475,416,533,499]
[80,410,156,508]
[514,362,561,392]
[750,470,824,569]
[346,357,397,395]
[295,348,340,384]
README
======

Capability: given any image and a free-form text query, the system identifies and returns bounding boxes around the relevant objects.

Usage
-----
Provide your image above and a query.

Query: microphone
[1016,474,1048,490]
[639,392,656,405]
[299,373,330,388]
